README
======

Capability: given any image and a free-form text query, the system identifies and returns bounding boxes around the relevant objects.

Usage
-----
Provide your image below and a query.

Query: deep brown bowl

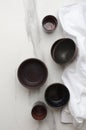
[51,38,78,65]
[31,101,47,120]
[45,83,70,108]
[17,58,48,89]
[42,15,58,33]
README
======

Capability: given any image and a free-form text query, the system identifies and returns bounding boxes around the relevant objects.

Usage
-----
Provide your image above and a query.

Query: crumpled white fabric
[59,2,86,128]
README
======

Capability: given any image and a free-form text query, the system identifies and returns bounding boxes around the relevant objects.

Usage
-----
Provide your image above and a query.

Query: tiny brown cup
[31,101,47,120]
[42,15,58,33]
[17,58,48,89]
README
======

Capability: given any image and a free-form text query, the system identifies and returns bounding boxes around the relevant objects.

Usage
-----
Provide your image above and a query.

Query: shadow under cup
[51,38,78,65]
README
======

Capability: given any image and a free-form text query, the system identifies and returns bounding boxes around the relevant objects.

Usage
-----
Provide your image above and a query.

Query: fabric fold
[59,2,86,128]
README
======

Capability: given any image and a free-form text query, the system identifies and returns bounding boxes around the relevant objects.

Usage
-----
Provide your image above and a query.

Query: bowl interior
[18,59,48,88]
[51,39,64,58]
[45,83,70,108]
[53,39,76,64]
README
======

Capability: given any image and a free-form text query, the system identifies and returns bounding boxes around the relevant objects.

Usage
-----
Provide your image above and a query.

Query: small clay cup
[31,101,47,120]
[42,15,58,33]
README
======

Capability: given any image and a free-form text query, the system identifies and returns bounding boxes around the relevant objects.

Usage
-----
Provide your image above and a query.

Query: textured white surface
[0,0,86,130]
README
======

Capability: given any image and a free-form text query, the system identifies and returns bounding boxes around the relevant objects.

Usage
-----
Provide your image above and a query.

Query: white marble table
[0,0,86,130]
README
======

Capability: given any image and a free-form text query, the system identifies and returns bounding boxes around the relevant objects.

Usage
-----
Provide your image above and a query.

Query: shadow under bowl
[45,83,70,108]
[17,58,48,89]
[51,38,77,65]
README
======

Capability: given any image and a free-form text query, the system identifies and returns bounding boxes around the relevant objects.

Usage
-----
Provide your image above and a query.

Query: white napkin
[59,2,86,128]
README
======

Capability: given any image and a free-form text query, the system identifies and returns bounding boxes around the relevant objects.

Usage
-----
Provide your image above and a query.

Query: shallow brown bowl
[51,38,77,65]
[17,58,48,89]
[42,15,58,33]
[45,83,70,108]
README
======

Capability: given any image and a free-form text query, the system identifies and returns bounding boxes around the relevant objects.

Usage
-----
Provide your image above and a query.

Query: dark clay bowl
[45,83,70,108]
[51,38,77,65]
[31,101,47,120]
[17,58,48,89]
[42,15,58,33]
